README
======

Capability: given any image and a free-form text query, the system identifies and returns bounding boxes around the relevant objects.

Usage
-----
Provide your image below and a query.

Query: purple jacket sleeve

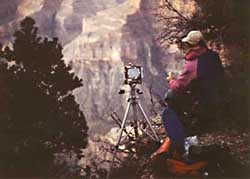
[169,59,198,92]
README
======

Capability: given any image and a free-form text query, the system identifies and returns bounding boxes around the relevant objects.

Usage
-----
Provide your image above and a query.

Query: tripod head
[119,83,143,96]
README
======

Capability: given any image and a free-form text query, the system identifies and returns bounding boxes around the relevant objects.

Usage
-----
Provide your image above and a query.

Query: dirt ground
[199,129,250,166]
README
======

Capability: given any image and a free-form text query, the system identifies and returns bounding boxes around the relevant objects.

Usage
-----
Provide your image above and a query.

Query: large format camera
[124,63,144,85]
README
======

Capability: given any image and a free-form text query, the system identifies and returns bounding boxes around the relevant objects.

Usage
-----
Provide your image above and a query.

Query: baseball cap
[182,31,204,45]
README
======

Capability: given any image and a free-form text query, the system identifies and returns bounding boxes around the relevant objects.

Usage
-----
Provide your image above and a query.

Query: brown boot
[151,137,171,159]
[156,137,171,155]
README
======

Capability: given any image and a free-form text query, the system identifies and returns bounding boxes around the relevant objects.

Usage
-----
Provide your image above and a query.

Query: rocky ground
[199,129,250,166]
[108,125,250,179]
[58,117,250,178]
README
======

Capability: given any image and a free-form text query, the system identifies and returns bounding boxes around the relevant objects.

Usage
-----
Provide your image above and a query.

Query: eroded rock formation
[0,0,196,134]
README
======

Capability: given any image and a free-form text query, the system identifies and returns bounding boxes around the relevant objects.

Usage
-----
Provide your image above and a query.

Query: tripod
[107,83,160,178]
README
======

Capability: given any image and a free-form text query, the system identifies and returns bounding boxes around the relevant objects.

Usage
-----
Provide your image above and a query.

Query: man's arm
[168,60,198,92]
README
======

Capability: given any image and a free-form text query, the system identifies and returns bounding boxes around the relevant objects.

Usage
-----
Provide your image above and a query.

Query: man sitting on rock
[151,30,224,176]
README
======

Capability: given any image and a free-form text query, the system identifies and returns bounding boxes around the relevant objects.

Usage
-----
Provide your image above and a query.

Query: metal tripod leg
[108,100,132,179]
[132,102,139,139]
[137,102,160,142]
[115,100,132,149]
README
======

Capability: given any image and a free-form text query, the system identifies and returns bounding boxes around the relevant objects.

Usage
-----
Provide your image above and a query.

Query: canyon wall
[0,0,197,134]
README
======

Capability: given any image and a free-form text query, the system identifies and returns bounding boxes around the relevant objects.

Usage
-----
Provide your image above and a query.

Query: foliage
[0,17,88,176]
[156,0,250,46]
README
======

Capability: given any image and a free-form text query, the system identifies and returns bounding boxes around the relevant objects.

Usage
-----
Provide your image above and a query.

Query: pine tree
[0,17,88,176]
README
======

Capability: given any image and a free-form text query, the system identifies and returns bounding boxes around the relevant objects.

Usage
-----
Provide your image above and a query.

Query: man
[152,30,224,161]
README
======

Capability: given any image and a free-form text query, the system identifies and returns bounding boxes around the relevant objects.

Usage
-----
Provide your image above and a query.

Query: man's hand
[166,72,174,82]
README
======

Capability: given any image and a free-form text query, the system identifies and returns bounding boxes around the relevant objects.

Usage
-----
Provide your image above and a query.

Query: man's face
[178,42,193,54]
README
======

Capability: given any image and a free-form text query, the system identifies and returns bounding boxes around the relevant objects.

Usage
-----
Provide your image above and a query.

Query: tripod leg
[137,102,160,142]
[108,101,132,179]
[115,101,132,148]
[132,102,139,139]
